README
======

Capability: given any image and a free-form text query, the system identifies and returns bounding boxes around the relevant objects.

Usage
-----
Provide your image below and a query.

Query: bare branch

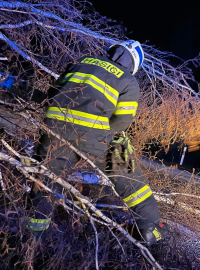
[0,151,163,269]
[0,31,59,79]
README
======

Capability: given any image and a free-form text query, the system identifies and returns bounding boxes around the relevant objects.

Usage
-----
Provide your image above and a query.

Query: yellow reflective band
[152,228,162,241]
[113,110,136,116]
[65,72,119,106]
[46,107,110,130]
[114,149,121,159]
[113,101,138,116]
[123,185,152,208]
[116,102,138,107]
[81,57,124,78]
[46,114,110,129]
[26,218,51,231]
[47,107,108,122]
[29,218,51,224]
[124,185,150,202]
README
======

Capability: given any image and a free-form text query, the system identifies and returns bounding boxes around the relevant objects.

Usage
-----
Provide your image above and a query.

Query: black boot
[138,222,170,246]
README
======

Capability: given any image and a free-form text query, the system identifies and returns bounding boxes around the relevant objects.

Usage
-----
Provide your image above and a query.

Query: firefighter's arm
[109,77,140,133]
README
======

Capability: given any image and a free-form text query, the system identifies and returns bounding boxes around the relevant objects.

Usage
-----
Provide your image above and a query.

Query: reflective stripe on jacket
[113,101,138,116]
[45,55,140,136]
[46,107,110,130]
[64,72,119,106]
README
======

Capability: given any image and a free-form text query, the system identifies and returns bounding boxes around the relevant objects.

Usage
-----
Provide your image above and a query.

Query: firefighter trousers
[33,134,160,229]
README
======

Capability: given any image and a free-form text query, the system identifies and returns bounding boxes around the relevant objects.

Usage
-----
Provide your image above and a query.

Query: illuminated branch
[0,1,82,20]
[0,19,116,43]
[0,0,198,97]
[0,31,59,79]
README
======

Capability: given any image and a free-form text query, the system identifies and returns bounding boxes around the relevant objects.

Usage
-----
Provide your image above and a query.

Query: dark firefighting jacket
[44,55,140,141]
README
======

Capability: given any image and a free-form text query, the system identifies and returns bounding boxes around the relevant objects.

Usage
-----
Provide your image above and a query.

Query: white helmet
[109,40,144,75]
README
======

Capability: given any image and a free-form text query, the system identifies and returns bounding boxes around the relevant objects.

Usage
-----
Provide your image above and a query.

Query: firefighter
[27,40,165,246]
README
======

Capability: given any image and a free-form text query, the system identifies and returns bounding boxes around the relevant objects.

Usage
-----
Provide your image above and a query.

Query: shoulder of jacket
[129,76,140,87]
[121,76,140,92]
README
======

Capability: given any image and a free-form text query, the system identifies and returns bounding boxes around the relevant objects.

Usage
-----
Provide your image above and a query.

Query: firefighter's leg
[109,167,163,246]
[74,136,164,246]
[77,136,109,170]
[28,134,79,234]
[28,134,107,234]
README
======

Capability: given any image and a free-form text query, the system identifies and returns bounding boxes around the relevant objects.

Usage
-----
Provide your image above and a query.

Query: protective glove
[110,133,135,172]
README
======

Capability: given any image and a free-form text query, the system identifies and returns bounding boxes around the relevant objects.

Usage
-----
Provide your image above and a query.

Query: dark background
[90,0,200,169]
[90,0,200,79]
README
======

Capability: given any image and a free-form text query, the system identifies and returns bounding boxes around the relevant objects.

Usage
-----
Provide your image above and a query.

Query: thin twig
[154,194,200,215]
[0,169,18,213]
[154,191,200,199]
[89,216,99,270]
[0,1,197,95]
[1,139,46,167]
[0,31,59,79]
[108,227,125,254]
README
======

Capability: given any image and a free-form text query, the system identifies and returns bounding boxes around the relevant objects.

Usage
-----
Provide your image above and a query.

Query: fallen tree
[1,0,200,269]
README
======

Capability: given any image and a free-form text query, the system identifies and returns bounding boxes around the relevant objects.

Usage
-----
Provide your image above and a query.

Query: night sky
[90,0,200,80]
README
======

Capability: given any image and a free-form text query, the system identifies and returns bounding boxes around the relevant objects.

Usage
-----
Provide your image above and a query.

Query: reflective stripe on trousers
[123,185,153,207]
[113,101,138,116]
[64,72,119,106]
[46,107,110,130]
[26,218,51,231]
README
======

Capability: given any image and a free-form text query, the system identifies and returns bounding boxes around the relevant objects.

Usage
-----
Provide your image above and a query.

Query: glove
[110,133,135,172]
[139,222,169,246]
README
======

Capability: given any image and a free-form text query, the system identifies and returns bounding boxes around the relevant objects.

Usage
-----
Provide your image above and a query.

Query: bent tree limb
[1,0,199,97]
[0,151,163,270]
